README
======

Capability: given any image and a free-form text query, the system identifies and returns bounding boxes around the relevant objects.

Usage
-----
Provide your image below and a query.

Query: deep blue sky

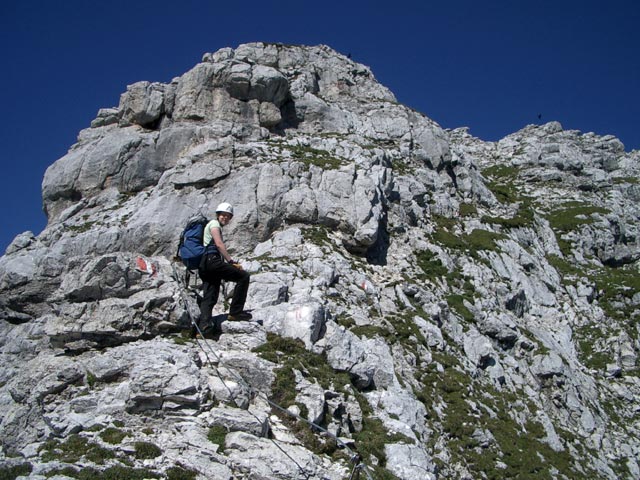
[1,0,639,254]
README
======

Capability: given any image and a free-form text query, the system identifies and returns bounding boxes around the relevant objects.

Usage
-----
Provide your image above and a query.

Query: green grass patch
[594,264,640,301]
[207,425,228,451]
[0,463,32,479]
[546,252,630,302]
[446,294,475,322]
[172,332,194,345]
[575,324,612,371]
[253,333,406,475]
[86,371,97,389]
[459,203,477,217]
[414,248,478,322]
[482,164,520,181]
[432,214,458,231]
[416,352,594,479]
[166,466,199,480]
[481,164,538,211]
[351,324,391,341]
[389,313,427,344]
[416,352,471,428]
[99,427,129,445]
[302,225,332,246]
[254,333,344,455]
[482,199,535,229]
[546,254,585,284]
[390,156,416,176]
[351,395,411,478]
[488,182,521,204]
[431,227,505,258]
[601,397,625,426]
[612,176,639,184]
[545,203,609,232]
[416,249,448,281]
[430,214,505,257]
[611,457,632,479]
[44,466,160,480]
[40,434,116,464]
[253,334,352,406]
[555,235,574,257]
[285,144,343,170]
[431,229,467,250]
[464,229,505,252]
[351,311,427,348]
[288,416,340,457]
[66,222,97,234]
[588,263,639,337]
[133,441,162,459]
[352,415,407,473]
[335,315,356,329]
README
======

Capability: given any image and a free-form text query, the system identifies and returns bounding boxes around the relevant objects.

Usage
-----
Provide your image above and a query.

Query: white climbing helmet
[215,202,234,217]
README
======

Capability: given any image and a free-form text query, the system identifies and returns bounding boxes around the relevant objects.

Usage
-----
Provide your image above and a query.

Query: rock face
[1,43,639,480]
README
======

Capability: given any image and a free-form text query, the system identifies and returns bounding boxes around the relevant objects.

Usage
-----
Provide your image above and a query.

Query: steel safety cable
[172,264,313,476]
[172,264,375,480]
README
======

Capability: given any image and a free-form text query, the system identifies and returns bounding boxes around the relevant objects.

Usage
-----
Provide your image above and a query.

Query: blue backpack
[177,215,211,270]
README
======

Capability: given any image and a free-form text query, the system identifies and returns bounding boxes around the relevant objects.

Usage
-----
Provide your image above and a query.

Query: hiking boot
[193,319,221,338]
[203,321,222,338]
[227,312,253,321]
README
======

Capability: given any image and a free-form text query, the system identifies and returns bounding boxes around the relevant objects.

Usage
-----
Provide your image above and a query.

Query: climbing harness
[171,263,375,480]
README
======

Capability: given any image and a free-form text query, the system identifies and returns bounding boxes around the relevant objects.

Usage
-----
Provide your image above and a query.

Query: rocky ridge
[0,42,639,479]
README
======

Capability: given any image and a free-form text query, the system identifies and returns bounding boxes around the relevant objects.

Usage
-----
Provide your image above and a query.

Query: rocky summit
[1,42,639,480]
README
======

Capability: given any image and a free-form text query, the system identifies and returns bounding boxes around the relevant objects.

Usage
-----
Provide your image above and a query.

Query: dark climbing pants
[198,254,250,324]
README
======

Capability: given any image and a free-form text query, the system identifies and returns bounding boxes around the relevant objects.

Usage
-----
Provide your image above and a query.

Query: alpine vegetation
[1,43,639,480]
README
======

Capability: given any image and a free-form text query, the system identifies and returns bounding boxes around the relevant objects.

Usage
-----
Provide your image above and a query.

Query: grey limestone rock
[385,443,438,480]
[531,351,566,380]
[119,81,166,127]
[4,231,35,256]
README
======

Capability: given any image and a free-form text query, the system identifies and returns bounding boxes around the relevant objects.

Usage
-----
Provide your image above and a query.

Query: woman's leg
[214,263,251,316]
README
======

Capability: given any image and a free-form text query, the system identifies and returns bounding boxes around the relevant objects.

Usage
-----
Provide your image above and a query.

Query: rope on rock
[171,263,375,480]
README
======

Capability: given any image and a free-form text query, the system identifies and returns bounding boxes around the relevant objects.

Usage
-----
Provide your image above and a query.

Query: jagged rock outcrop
[1,42,639,480]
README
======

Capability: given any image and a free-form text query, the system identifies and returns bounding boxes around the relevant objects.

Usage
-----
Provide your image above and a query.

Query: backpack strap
[176,230,185,259]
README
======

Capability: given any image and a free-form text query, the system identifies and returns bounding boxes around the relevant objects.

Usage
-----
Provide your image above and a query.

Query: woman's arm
[211,226,233,263]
